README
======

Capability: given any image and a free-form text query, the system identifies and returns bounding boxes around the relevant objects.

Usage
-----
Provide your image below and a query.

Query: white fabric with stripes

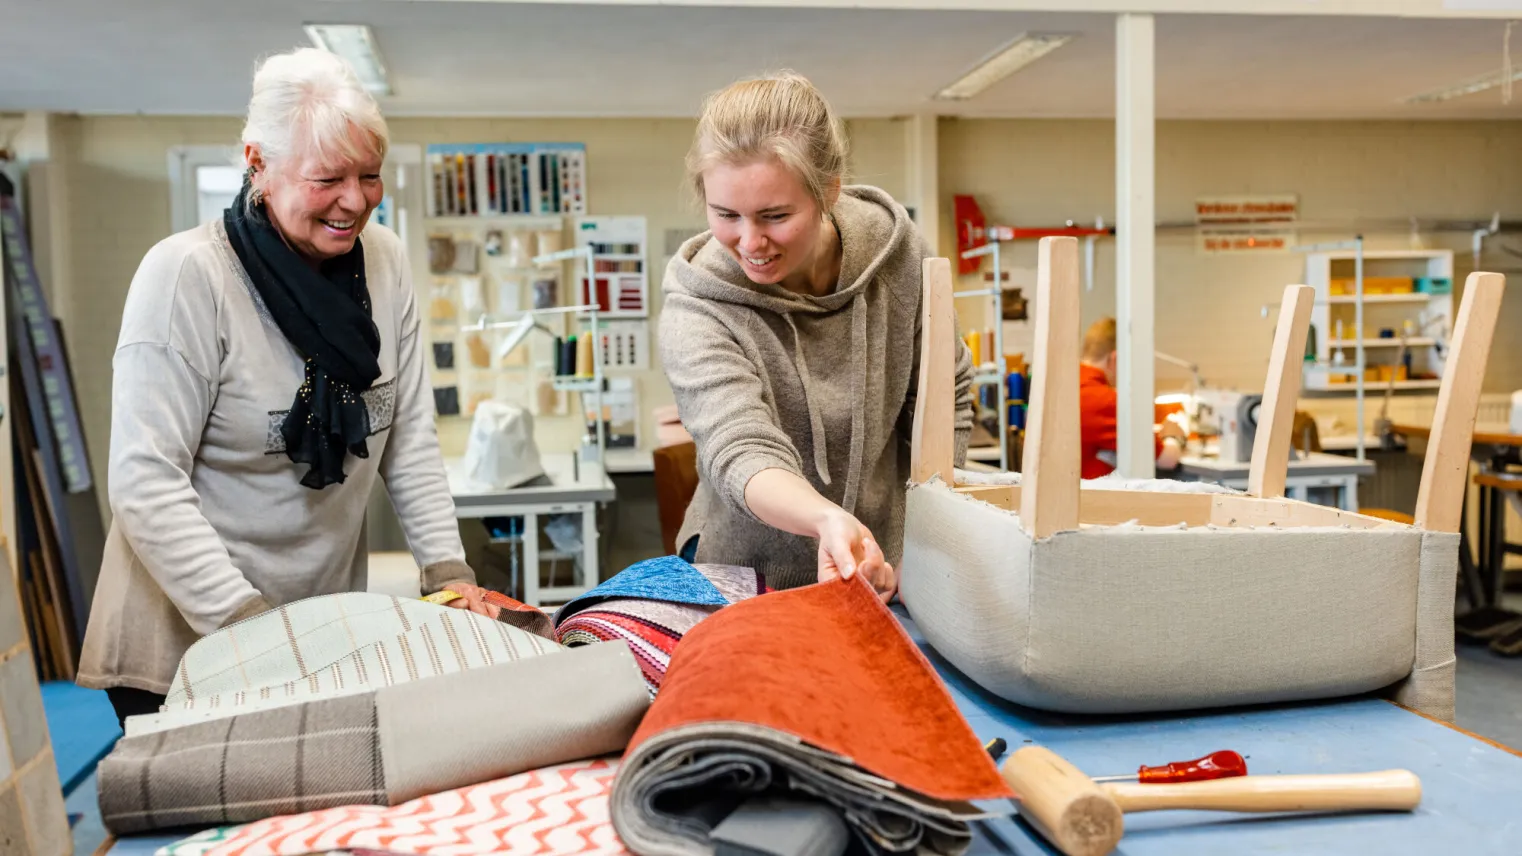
[126,592,564,736]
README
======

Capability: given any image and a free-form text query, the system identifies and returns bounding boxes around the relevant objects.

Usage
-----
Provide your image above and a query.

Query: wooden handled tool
[1000,745,1421,856]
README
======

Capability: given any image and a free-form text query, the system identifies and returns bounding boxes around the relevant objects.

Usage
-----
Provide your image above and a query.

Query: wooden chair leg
[1019,236,1081,539]
[1490,483,1506,606]
[1415,272,1506,533]
[1248,284,1315,499]
[911,257,956,485]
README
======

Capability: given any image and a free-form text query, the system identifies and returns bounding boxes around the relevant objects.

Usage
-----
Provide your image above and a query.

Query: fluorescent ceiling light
[1405,67,1522,104]
[305,23,392,96]
[933,32,1074,101]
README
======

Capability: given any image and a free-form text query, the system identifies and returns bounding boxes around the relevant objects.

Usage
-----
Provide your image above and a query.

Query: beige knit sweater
[659,186,974,590]
[78,220,472,694]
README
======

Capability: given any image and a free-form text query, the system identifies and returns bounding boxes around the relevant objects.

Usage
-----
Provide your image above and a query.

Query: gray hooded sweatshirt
[659,185,974,590]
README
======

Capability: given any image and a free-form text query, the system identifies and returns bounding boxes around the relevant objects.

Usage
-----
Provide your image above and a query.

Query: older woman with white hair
[77,47,494,727]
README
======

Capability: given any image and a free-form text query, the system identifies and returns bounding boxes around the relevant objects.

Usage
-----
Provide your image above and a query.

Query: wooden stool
[1360,508,1415,525]
[653,441,699,556]
[1464,472,1522,653]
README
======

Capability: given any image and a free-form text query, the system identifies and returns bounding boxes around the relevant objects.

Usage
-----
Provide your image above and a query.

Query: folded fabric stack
[98,593,651,836]
[552,557,768,695]
[610,574,1014,855]
[156,759,627,856]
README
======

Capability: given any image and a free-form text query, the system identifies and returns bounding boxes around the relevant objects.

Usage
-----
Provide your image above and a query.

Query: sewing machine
[1191,388,1264,463]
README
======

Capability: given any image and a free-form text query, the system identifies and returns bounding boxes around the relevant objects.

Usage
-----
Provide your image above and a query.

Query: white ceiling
[3,1,1522,119]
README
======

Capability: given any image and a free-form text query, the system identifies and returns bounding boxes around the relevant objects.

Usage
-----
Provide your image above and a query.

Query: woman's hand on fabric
[441,582,501,619]
[815,510,897,603]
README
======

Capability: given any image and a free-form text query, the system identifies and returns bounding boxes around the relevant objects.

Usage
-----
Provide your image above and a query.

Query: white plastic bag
[462,400,546,489]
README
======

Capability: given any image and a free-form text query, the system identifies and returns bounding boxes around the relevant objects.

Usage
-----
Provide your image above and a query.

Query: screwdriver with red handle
[1090,750,1248,784]
[982,741,1247,785]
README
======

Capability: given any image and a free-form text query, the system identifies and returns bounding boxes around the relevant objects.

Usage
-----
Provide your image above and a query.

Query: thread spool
[577,334,594,378]
[561,335,578,376]
[966,330,982,366]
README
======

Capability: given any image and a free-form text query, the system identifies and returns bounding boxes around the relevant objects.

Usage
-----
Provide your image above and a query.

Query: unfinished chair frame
[901,237,1504,720]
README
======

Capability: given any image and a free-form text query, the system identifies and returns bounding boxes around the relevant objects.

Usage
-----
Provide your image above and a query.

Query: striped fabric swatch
[556,609,683,695]
[160,759,626,856]
[129,593,563,736]
[553,564,769,695]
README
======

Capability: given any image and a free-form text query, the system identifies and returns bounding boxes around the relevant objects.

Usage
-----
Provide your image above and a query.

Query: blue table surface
[108,614,1522,856]
[896,612,1522,855]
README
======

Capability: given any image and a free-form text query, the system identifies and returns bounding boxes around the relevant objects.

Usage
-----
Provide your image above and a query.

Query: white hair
[241,47,389,206]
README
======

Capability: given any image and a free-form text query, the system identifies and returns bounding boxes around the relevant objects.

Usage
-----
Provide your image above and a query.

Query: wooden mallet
[1001,745,1422,856]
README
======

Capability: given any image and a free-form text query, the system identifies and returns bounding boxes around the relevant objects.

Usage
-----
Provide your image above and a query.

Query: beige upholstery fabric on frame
[903,476,1460,718]
[900,239,1505,722]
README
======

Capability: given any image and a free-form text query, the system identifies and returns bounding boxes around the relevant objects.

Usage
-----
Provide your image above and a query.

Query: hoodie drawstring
[840,293,867,516]
[785,313,833,489]
[784,295,869,516]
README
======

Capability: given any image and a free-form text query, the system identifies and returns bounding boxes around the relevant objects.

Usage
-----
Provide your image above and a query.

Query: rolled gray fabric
[613,723,992,856]
[100,641,649,835]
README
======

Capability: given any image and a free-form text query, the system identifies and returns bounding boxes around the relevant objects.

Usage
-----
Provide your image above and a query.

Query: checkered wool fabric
[99,692,385,834]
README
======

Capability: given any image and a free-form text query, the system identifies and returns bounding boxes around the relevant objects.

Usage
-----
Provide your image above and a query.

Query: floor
[1455,591,1522,751]
[59,477,1522,856]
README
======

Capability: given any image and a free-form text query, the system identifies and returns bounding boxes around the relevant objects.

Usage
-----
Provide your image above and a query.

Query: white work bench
[1177,450,1376,511]
[447,452,617,607]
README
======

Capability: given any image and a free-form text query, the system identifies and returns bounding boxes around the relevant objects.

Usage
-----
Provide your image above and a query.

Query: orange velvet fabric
[627,574,1013,802]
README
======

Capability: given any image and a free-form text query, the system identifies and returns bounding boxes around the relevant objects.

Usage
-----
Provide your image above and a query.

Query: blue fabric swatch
[554,556,729,625]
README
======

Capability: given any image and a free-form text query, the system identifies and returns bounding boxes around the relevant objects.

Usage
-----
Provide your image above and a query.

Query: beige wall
[23,115,1522,525]
[32,115,907,522]
[939,118,1522,396]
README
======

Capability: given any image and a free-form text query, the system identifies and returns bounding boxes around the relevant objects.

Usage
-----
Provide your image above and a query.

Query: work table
[898,610,1522,855]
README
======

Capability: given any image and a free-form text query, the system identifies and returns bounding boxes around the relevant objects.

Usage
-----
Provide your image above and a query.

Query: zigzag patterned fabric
[129,593,563,736]
[158,759,626,856]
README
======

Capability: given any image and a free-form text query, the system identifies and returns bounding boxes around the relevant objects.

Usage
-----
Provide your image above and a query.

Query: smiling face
[702,157,837,292]
[249,125,384,263]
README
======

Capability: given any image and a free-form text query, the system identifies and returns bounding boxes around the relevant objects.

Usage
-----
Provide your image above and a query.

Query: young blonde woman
[660,72,975,600]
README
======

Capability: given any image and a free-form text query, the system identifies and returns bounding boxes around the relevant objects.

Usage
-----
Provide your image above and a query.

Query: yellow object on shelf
[576,334,594,378]
[1330,276,1414,296]
[966,330,981,365]
[466,333,491,368]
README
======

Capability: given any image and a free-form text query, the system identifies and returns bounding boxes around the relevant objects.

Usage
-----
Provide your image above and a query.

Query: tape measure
[422,590,463,605]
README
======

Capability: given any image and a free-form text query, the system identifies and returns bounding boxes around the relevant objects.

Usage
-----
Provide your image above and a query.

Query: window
[168,145,241,233]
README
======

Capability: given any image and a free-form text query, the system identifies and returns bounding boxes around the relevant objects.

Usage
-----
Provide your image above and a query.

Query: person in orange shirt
[1079,317,1186,479]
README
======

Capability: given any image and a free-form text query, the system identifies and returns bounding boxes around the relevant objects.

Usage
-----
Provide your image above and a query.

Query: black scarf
[223,181,382,490]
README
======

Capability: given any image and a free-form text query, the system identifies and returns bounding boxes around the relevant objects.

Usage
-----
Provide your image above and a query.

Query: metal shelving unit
[958,241,1012,471]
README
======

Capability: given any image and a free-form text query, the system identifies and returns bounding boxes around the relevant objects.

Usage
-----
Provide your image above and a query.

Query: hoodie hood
[663,186,915,515]
[664,185,911,314]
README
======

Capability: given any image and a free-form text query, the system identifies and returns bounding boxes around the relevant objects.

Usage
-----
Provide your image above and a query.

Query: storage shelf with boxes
[1302,249,1453,393]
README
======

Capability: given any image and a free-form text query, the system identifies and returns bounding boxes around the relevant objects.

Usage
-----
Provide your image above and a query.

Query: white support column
[1115,13,1156,478]
[905,113,940,255]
